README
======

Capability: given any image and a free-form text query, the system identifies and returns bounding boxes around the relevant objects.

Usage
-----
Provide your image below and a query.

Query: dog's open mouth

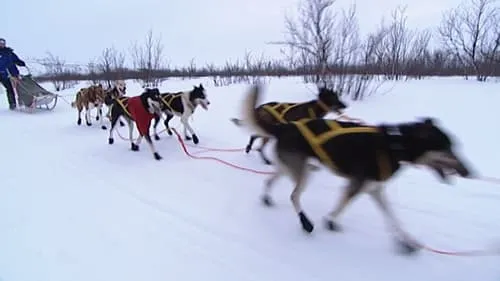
[426,157,471,182]
[199,100,209,110]
[417,151,471,183]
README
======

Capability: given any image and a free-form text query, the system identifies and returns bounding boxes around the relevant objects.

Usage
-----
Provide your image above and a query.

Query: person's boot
[9,104,16,110]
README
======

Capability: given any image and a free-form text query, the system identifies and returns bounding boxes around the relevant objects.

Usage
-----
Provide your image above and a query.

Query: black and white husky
[153,84,210,144]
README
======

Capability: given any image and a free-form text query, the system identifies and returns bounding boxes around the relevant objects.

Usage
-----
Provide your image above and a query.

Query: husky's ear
[419,117,436,127]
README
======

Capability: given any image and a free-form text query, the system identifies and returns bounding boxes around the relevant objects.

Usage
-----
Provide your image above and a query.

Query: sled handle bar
[23,66,32,76]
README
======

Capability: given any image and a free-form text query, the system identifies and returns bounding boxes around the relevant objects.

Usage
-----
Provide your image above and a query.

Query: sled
[14,74,58,113]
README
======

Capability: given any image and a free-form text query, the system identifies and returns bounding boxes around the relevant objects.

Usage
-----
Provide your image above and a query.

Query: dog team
[71,80,210,160]
[71,79,475,256]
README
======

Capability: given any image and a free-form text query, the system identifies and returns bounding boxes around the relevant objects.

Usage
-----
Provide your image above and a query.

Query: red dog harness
[127,96,155,136]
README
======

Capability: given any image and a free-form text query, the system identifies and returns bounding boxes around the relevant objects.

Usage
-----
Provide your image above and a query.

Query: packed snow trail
[1,77,500,281]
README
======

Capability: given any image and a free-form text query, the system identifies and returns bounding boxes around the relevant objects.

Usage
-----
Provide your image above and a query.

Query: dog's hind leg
[153,114,162,140]
[85,105,92,126]
[164,113,174,135]
[323,179,365,232]
[274,146,312,233]
[96,107,101,121]
[181,114,199,144]
[245,135,259,153]
[101,106,108,130]
[257,137,273,165]
[261,161,285,207]
[108,111,120,144]
[367,186,421,255]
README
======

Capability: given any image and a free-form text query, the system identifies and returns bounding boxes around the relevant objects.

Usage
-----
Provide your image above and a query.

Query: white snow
[1,76,500,281]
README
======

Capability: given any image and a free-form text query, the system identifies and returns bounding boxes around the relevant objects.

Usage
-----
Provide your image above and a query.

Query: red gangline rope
[172,128,274,175]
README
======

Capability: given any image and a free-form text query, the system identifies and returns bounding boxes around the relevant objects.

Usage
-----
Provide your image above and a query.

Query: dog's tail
[230,118,246,127]
[71,91,81,108]
[240,84,280,138]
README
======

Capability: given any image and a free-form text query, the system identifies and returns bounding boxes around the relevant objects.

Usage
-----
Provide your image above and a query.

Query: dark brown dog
[71,84,105,126]
[241,84,474,255]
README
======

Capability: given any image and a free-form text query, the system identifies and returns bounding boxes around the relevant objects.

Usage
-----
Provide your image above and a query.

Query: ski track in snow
[1,76,500,281]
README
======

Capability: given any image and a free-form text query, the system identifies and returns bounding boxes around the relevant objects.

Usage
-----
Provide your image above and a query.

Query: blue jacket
[0,47,25,80]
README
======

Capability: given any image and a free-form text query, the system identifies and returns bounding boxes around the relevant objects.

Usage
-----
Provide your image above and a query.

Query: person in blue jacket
[0,38,26,110]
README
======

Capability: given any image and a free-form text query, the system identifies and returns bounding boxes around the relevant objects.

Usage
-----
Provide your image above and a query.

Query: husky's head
[387,118,474,183]
[142,88,162,115]
[190,83,210,110]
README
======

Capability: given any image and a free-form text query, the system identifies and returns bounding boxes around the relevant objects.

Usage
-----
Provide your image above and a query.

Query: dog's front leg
[127,120,140,151]
[153,114,162,140]
[144,134,162,160]
[97,104,104,126]
[106,105,112,120]
[323,179,364,232]
[367,186,421,255]
[181,114,199,144]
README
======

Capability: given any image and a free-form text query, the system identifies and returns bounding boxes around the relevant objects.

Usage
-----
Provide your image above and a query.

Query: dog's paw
[261,194,274,207]
[154,152,162,160]
[131,143,139,151]
[323,217,342,232]
[299,212,314,233]
[395,240,421,256]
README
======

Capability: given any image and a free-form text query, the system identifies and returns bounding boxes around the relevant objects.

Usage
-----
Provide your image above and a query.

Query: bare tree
[327,4,362,94]
[271,0,336,83]
[269,0,388,100]
[130,29,168,87]
[97,46,126,87]
[378,6,415,80]
[39,52,78,91]
[438,0,499,81]
[360,24,388,75]
[86,59,101,85]
[406,29,432,79]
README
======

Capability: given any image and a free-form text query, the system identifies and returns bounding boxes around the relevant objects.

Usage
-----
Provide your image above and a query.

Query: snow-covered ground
[1,76,500,281]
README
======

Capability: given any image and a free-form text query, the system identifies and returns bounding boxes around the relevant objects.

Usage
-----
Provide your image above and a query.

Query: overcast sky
[4,0,461,69]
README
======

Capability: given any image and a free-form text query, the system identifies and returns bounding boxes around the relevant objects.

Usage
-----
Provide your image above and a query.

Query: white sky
[4,0,462,69]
